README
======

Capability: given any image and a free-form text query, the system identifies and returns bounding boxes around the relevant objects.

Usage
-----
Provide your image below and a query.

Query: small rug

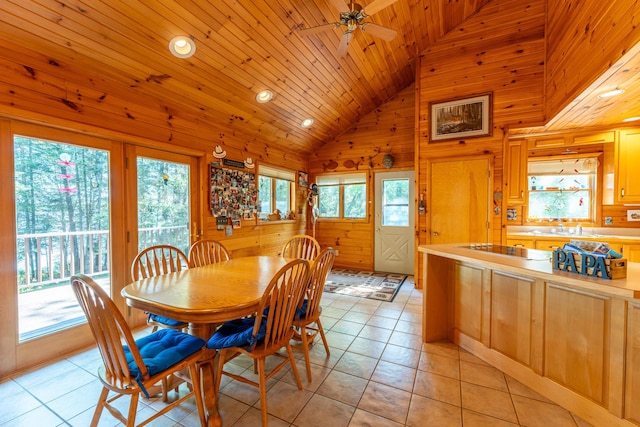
[324,269,407,302]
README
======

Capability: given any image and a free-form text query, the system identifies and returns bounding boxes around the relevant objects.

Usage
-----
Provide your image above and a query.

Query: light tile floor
[1,276,594,426]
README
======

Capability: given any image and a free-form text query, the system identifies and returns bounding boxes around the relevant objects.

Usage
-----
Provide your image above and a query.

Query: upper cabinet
[616,130,640,203]
[527,131,614,150]
[505,139,527,204]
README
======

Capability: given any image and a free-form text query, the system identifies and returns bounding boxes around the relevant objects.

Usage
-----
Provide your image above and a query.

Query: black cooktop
[460,244,550,260]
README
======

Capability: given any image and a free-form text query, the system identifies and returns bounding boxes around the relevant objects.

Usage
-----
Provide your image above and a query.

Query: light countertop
[418,244,640,299]
[507,226,640,240]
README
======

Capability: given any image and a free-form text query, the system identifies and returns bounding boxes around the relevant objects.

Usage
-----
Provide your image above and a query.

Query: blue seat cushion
[206,317,267,350]
[124,328,205,378]
[147,312,187,327]
[296,299,309,317]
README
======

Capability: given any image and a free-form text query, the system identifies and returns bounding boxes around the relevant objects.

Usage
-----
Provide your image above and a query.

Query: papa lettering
[552,250,611,280]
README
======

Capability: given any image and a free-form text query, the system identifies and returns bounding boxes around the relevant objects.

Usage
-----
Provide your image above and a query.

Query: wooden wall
[308,84,416,270]
[0,41,309,274]
[415,0,547,285]
[545,1,640,121]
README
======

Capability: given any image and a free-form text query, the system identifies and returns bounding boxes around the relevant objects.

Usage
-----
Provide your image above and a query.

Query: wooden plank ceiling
[0,0,489,154]
[1,0,638,152]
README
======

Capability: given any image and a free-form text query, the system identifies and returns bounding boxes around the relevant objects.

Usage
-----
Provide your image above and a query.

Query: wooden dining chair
[70,274,209,427]
[131,245,189,333]
[292,247,335,382]
[131,245,190,401]
[281,234,320,260]
[207,258,311,427]
[188,239,230,267]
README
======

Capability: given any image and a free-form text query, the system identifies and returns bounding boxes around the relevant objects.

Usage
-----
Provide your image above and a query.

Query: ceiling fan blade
[336,31,353,57]
[327,0,350,14]
[298,22,340,36]
[360,23,397,41]
[362,0,399,16]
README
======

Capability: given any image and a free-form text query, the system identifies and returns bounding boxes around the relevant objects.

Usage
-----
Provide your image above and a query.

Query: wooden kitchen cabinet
[626,301,640,424]
[491,271,535,367]
[616,130,640,203]
[623,244,640,262]
[507,238,535,248]
[506,139,528,204]
[535,239,564,251]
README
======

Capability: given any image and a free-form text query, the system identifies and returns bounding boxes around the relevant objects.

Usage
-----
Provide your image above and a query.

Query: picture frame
[429,92,492,142]
[298,171,309,188]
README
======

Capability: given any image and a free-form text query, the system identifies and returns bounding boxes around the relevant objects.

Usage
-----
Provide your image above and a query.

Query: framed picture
[429,92,492,142]
[298,171,309,188]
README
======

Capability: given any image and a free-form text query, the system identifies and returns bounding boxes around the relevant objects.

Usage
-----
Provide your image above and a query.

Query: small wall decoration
[213,145,227,159]
[429,92,492,142]
[382,154,394,169]
[210,164,257,221]
[298,171,308,187]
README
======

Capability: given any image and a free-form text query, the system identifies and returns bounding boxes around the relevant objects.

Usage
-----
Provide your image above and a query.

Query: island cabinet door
[626,301,640,424]
[454,262,490,344]
[490,271,536,367]
[544,283,610,405]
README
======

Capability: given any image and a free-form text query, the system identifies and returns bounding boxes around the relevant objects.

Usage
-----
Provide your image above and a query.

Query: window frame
[257,164,295,222]
[524,153,602,225]
[315,172,368,221]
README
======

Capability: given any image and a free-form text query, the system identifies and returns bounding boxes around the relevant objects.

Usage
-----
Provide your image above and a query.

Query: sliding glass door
[14,135,111,341]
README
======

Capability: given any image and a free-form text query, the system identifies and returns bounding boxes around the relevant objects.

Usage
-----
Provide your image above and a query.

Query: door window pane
[137,157,190,253]
[14,135,110,341]
[382,179,409,226]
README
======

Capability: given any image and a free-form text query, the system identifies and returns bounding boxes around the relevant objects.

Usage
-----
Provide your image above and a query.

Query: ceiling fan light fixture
[301,118,314,128]
[256,90,273,103]
[169,36,196,58]
[598,88,624,98]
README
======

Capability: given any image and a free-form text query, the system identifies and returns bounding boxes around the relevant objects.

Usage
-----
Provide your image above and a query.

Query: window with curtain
[258,165,295,220]
[316,173,367,219]
[526,155,599,222]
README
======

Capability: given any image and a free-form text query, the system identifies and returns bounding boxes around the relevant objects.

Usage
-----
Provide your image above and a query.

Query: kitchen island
[418,244,640,427]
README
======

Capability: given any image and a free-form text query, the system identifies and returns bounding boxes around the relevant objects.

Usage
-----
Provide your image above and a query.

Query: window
[527,156,599,222]
[382,179,410,226]
[258,165,295,220]
[316,173,367,219]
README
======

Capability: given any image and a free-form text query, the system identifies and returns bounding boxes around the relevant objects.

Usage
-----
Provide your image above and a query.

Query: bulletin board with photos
[210,164,258,222]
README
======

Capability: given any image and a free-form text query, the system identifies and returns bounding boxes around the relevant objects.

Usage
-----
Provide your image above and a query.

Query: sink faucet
[558,219,564,232]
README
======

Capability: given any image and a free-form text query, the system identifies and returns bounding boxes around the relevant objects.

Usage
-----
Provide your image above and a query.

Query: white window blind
[316,172,367,186]
[258,165,295,181]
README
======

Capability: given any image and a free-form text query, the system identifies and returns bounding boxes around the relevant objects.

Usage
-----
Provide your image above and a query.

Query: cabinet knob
[621,188,625,198]
[433,231,439,236]
[521,190,524,198]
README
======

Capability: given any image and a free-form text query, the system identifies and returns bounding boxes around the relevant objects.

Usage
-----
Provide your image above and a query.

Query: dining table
[122,255,295,427]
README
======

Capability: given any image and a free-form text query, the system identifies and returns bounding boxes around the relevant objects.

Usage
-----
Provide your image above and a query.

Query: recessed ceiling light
[622,116,640,122]
[169,36,196,58]
[256,90,273,103]
[301,118,314,128]
[598,88,624,98]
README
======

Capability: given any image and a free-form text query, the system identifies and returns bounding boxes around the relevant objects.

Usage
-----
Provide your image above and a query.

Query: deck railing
[17,226,188,291]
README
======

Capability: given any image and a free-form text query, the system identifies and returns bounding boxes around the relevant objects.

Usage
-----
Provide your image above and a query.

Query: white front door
[374,170,415,274]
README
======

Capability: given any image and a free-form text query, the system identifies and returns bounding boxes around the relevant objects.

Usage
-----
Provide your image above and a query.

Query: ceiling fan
[298,0,399,57]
